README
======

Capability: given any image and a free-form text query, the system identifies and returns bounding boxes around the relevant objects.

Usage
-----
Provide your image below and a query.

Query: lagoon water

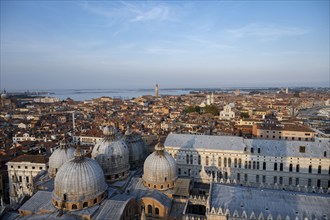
[45,89,190,101]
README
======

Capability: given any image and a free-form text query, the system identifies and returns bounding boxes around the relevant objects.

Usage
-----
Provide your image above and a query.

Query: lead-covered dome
[143,141,177,190]
[124,127,146,167]
[52,147,107,211]
[92,127,130,182]
[49,140,74,178]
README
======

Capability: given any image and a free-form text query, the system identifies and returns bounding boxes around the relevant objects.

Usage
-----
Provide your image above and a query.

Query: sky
[0,1,329,90]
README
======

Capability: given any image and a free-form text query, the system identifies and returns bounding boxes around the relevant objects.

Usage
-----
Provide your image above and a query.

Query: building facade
[252,123,315,141]
[165,134,330,191]
[219,105,235,120]
[7,155,48,207]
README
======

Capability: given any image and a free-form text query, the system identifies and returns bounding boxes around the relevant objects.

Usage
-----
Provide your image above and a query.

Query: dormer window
[299,146,306,153]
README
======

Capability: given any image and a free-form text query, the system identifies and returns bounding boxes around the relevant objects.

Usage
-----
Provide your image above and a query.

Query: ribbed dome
[124,129,146,167]
[1,93,8,99]
[143,142,177,190]
[53,148,107,210]
[49,141,74,178]
[92,127,130,182]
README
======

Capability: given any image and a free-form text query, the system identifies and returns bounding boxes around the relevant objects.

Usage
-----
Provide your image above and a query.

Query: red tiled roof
[9,154,49,164]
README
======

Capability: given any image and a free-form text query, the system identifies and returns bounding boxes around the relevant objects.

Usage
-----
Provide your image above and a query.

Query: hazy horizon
[1,1,329,90]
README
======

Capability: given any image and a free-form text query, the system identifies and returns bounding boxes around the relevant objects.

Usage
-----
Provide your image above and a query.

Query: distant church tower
[155,83,159,98]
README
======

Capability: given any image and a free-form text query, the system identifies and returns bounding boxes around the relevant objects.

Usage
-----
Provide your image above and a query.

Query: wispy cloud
[80,1,114,18]
[131,6,170,22]
[80,1,172,23]
[227,23,308,40]
[144,47,187,55]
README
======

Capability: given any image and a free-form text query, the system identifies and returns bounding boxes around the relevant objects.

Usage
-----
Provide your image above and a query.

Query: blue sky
[1,1,329,90]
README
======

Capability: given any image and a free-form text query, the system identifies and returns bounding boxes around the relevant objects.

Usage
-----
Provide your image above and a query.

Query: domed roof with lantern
[142,138,177,191]
[48,139,75,178]
[52,147,107,210]
[92,126,130,182]
[124,126,146,167]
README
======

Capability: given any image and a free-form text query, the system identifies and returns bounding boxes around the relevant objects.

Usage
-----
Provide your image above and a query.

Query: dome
[92,127,130,182]
[142,141,177,190]
[1,93,8,99]
[52,147,107,210]
[4,114,12,119]
[48,140,75,178]
[124,127,146,167]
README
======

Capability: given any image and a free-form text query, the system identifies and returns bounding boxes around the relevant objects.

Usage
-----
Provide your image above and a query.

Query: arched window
[238,159,242,168]
[63,194,67,201]
[258,148,261,154]
[317,179,321,187]
[218,157,221,167]
[161,185,163,189]
[318,165,321,174]
[253,161,256,169]
[224,158,227,167]
[186,154,189,164]
[206,156,209,166]
[72,204,77,209]
[155,207,159,215]
[55,201,58,206]
[94,198,97,204]
[237,173,240,181]
[257,161,260,169]
[198,155,201,165]
[178,168,181,175]
[280,163,283,171]
[289,164,293,172]
[83,202,88,208]
[228,158,232,167]
[274,163,277,171]
[309,165,312,173]
[263,162,266,170]
[251,148,254,153]
[190,155,193,164]
[248,161,251,169]
[296,164,300,172]
[244,161,247,169]
[324,151,327,157]
[234,158,237,168]
[148,205,152,214]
